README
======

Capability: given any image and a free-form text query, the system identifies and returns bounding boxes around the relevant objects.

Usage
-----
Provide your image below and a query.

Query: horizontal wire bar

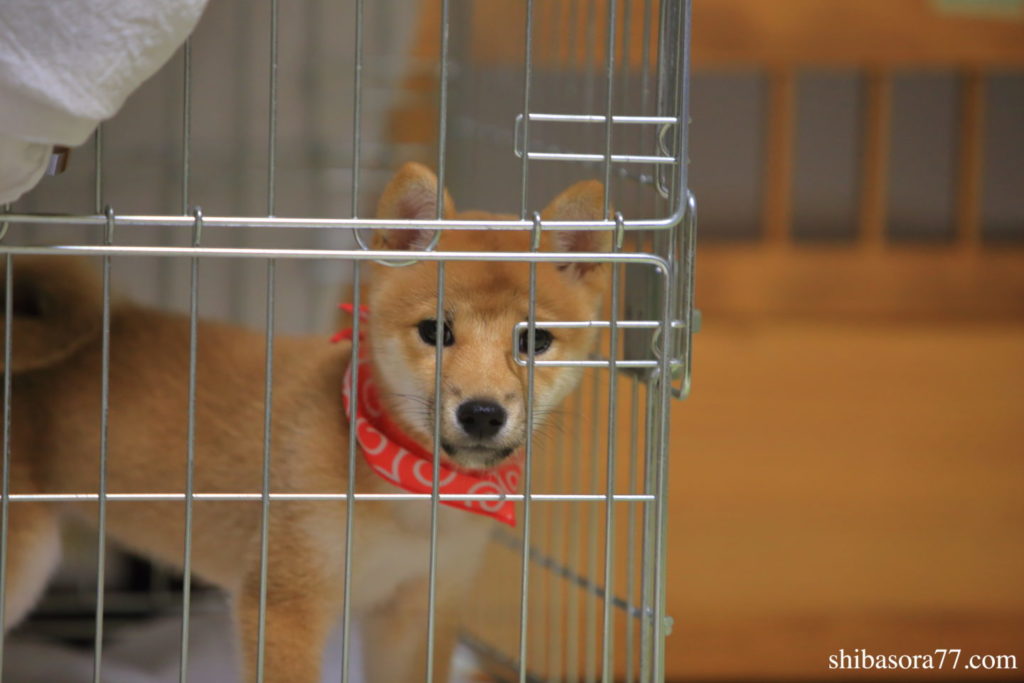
[517,113,677,125]
[5,492,657,502]
[521,152,675,164]
[455,115,661,190]
[515,358,660,368]
[515,320,660,330]
[1,213,670,231]
[0,245,670,273]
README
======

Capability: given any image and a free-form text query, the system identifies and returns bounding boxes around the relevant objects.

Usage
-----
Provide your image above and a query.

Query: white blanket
[0,0,209,203]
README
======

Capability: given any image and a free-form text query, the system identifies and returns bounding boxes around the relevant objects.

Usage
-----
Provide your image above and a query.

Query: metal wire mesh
[0,0,692,681]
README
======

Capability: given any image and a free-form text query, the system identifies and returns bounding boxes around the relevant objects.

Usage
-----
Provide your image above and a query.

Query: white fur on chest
[346,497,494,613]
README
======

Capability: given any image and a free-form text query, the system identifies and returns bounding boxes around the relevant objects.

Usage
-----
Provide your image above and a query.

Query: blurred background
[6,0,1023,680]
[394,0,1024,678]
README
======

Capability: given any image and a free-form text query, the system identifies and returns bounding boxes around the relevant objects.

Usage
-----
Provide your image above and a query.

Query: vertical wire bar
[567,0,580,92]
[350,0,365,218]
[519,0,536,219]
[94,127,104,214]
[228,0,255,325]
[92,210,114,683]
[637,375,656,682]
[859,69,891,247]
[178,211,202,683]
[583,371,600,683]
[600,0,620,668]
[640,0,653,123]
[228,0,257,324]
[174,40,192,675]
[565,385,584,682]
[436,0,452,207]
[89,110,107,680]
[674,0,692,210]
[518,222,541,682]
[600,226,622,682]
[425,2,451,679]
[652,6,689,676]
[340,3,365,677]
[650,268,673,683]
[620,0,632,111]
[532,3,557,671]
[182,39,192,214]
[520,1,538,672]
[583,0,599,113]
[0,256,13,672]
[424,262,445,683]
[578,6,598,676]
[761,68,795,245]
[532,435,548,674]
[639,0,653,211]
[339,265,360,683]
[254,260,276,683]
[956,69,985,248]
[548,3,574,675]
[641,1,669,636]
[623,375,640,683]
[602,0,618,220]
[620,0,637,216]
[267,0,279,216]
[631,6,653,667]
[545,381,566,682]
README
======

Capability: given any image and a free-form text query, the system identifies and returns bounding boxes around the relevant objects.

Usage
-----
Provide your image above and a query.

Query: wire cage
[0,0,693,681]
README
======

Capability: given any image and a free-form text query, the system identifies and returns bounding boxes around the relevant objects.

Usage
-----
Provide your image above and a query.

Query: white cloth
[0,0,209,204]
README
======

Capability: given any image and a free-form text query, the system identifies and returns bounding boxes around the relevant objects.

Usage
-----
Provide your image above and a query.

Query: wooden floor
[665,316,1024,679]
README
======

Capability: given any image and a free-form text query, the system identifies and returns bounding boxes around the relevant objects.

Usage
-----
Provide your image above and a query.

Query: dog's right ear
[373,162,455,250]
[541,180,611,279]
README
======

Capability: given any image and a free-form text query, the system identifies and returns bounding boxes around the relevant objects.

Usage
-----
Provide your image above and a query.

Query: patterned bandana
[333,305,520,526]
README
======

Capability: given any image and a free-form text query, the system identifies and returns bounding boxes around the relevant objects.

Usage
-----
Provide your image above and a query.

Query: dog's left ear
[541,180,612,278]
[373,162,456,250]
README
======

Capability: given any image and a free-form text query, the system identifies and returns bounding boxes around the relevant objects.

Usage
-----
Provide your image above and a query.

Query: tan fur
[1,162,610,682]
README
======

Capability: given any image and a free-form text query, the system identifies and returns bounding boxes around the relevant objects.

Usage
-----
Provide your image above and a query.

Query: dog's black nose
[456,400,506,440]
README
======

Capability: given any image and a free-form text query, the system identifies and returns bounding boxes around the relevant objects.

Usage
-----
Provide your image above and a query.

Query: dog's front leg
[1,500,61,631]
[235,571,340,683]
[362,575,462,683]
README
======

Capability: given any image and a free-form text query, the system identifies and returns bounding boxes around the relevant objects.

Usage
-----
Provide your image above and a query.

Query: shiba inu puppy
[0,162,611,682]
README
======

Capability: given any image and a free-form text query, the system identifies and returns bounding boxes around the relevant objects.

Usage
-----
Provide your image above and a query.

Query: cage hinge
[620,190,697,396]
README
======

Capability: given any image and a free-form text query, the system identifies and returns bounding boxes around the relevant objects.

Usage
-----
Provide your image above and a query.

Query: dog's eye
[518,327,553,355]
[417,319,454,347]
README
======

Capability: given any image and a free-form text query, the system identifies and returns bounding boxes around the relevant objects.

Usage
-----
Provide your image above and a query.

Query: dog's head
[366,162,611,471]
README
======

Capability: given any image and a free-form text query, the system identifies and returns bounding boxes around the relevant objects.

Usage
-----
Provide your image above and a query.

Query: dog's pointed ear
[373,162,456,250]
[541,180,612,277]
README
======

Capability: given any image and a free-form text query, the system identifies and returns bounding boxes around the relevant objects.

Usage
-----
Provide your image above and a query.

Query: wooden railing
[692,0,1024,318]
[393,0,1024,319]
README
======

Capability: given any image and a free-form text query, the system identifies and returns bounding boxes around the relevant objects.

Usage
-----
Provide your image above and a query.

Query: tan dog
[1,162,611,682]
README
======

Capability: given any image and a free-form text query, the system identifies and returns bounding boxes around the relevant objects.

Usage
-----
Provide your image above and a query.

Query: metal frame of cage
[0,0,693,681]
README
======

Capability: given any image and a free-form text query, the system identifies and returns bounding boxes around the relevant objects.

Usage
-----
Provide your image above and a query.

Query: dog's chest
[344,501,493,611]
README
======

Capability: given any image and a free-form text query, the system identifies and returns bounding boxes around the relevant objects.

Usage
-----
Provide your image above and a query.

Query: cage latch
[513,113,679,165]
[669,190,697,399]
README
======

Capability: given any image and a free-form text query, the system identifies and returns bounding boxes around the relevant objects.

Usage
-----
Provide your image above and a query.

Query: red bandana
[333,305,520,526]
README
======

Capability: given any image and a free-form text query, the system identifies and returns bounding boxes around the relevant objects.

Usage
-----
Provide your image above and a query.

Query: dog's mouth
[441,441,517,471]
